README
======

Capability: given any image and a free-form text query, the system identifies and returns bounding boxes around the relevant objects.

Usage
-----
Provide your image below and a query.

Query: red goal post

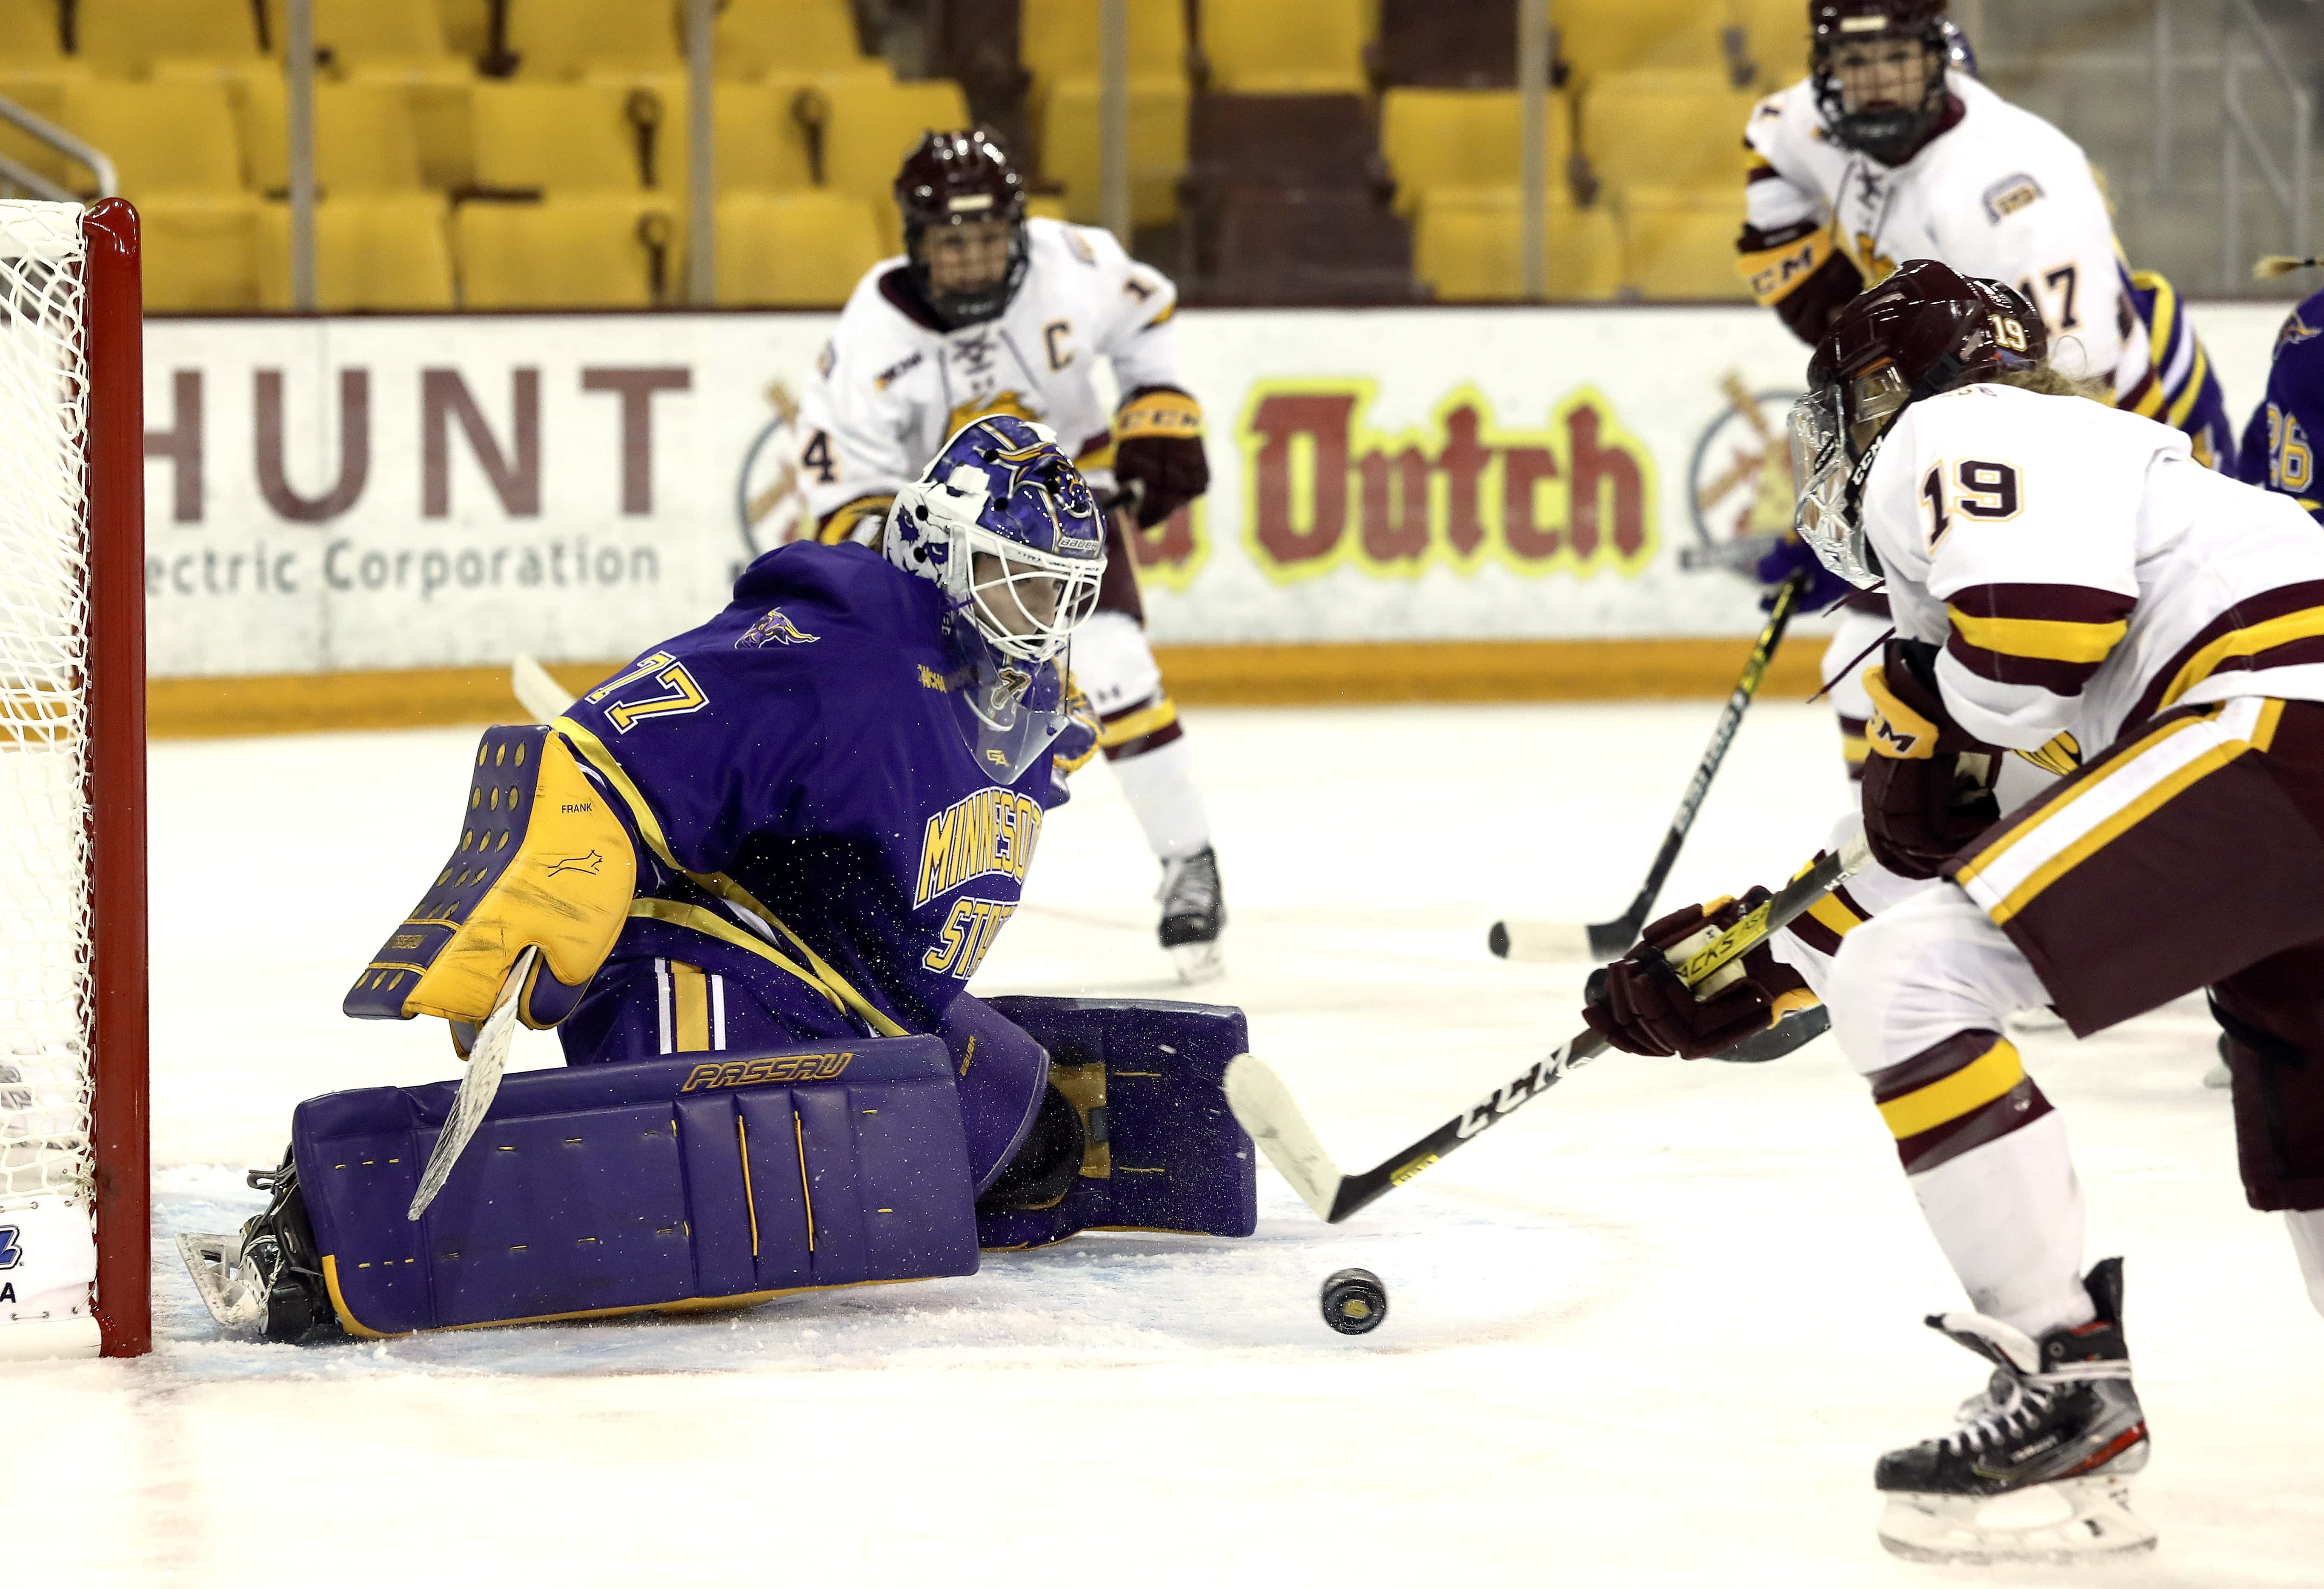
[0,197,147,1360]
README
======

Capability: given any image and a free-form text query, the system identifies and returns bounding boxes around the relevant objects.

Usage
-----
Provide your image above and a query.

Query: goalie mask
[887,415,1105,783]
[1790,260,2045,587]
[1811,0,1954,166]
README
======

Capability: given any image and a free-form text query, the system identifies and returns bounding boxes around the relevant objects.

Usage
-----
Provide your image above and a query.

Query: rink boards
[134,300,2292,729]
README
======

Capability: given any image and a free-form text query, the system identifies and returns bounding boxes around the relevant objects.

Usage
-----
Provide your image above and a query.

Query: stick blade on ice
[1487,917,1600,962]
[407,946,537,1221]
[1222,1053,1343,1222]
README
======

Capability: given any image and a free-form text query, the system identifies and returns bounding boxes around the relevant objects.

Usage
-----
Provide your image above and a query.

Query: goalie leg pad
[344,725,637,1033]
[292,1036,977,1336]
[974,997,1255,1249]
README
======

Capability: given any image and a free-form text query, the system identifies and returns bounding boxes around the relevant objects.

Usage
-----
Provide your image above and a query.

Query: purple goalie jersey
[2239,288,2324,524]
[552,540,1063,1054]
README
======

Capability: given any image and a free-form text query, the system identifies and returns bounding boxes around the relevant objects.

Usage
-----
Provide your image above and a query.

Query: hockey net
[0,199,146,1359]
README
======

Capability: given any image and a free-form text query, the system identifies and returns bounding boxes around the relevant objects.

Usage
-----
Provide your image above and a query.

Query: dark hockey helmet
[1810,0,1954,165]
[1789,261,2044,584]
[894,129,1030,329]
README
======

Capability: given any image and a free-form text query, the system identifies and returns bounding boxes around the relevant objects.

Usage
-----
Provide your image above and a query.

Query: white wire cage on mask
[1786,366,1908,591]
[889,456,1105,666]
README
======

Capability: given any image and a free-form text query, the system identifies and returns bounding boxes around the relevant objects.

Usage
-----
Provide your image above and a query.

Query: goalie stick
[512,654,577,723]
[407,945,538,1220]
[1233,827,1871,1223]
[1489,566,1812,963]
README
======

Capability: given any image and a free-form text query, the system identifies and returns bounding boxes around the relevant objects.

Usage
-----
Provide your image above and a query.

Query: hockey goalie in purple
[192,417,1257,1345]
[2238,285,2324,524]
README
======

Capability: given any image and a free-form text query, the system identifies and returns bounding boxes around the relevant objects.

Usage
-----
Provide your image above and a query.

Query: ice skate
[1158,845,1225,983]
[179,1150,342,1344]
[1876,1257,2154,1563]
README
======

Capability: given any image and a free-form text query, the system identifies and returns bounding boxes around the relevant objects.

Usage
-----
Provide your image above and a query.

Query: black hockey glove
[1112,385,1208,528]
[1582,890,1815,1061]
[1860,638,2001,880]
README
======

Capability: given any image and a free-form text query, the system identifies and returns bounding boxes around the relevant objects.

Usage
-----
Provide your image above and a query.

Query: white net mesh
[0,202,94,1209]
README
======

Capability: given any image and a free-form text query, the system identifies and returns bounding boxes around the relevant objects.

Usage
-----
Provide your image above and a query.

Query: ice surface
[12,700,2322,1587]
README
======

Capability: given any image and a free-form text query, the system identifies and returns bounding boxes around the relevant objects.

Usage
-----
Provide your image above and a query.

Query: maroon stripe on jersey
[1894,1077,2055,1175]
[1948,583,2137,626]
[1943,583,2134,695]
[2129,580,2324,724]
[1867,1029,2001,1105]
[1746,164,1789,186]
[1789,912,1844,957]
[1944,634,2105,694]
[1102,720,1183,762]
[2118,367,2157,414]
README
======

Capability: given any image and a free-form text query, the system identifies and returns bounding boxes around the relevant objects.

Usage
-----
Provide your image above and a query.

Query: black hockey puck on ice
[1320,1267,1388,1335]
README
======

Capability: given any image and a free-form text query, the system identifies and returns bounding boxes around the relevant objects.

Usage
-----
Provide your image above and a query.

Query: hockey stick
[1232,827,1870,1223]
[512,654,577,724]
[1488,566,1813,963]
[407,945,538,1220]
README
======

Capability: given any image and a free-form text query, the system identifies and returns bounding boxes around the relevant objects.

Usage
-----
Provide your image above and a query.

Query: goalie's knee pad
[343,725,637,1041]
[292,1035,978,1336]
[973,997,1255,1249]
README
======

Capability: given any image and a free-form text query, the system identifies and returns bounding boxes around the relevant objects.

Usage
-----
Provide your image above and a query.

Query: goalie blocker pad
[294,1036,978,1336]
[343,725,636,1038]
[976,997,1256,1249]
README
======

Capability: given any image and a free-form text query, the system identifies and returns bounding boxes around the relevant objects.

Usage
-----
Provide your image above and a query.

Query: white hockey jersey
[1863,383,2324,762]
[795,217,1185,535]
[1742,74,2143,397]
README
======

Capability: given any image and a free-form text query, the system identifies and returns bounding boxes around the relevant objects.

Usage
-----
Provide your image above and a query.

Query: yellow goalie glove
[343,724,636,1046]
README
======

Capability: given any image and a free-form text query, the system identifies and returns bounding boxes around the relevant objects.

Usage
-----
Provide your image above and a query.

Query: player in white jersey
[795,131,1225,980]
[1585,262,2324,1562]
[1736,0,2236,781]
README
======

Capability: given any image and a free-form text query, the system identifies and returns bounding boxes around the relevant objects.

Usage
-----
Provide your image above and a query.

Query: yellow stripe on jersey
[818,493,892,545]
[1947,608,2127,664]
[1099,695,1180,748]
[2157,605,2324,712]
[1803,890,1866,942]
[1877,1039,2026,1139]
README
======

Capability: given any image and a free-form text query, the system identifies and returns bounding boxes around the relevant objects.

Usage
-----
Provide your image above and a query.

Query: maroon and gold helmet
[1810,0,1954,165]
[894,129,1029,329]
[1789,260,2044,584]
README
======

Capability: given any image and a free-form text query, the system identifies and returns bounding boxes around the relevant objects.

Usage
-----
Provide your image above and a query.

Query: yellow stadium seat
[1556,0,1729,85]
[716,0,870,80]
[57,79,245,195]
[469,82,691,197]
[1380,88,1575,220]
[0,65,89,192]
[235,80,428,196]
[1620,187,1753,300]
[455,195,683,307]
[1021,0,1188,87]
[715,83,816,193]
[1038,75,1188,229]
[1201,0,1369,94]
[1729,0,1813,90]
[256,193,457,309]
[504,0,681,80]
[140,198,263,309]
[0,0,62,60]
[1582,69,1757,196]
[1412,186,1623,301]
[435,0,490,60]
[819,78,973,250]
[75,0,265,77]
[716,191,882,306]
[256,0,460,69]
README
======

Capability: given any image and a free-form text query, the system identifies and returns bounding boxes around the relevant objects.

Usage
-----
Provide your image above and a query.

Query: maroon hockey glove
[1860,638,2002,880]
[1582,890,1814,1060]
[1112,386,1208,528]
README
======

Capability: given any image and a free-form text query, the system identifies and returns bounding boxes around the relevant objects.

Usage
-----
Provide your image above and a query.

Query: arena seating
[0,0,1790,308]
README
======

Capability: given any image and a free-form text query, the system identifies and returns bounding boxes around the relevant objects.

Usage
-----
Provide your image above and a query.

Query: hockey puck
[1319,1267,1388,1335]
